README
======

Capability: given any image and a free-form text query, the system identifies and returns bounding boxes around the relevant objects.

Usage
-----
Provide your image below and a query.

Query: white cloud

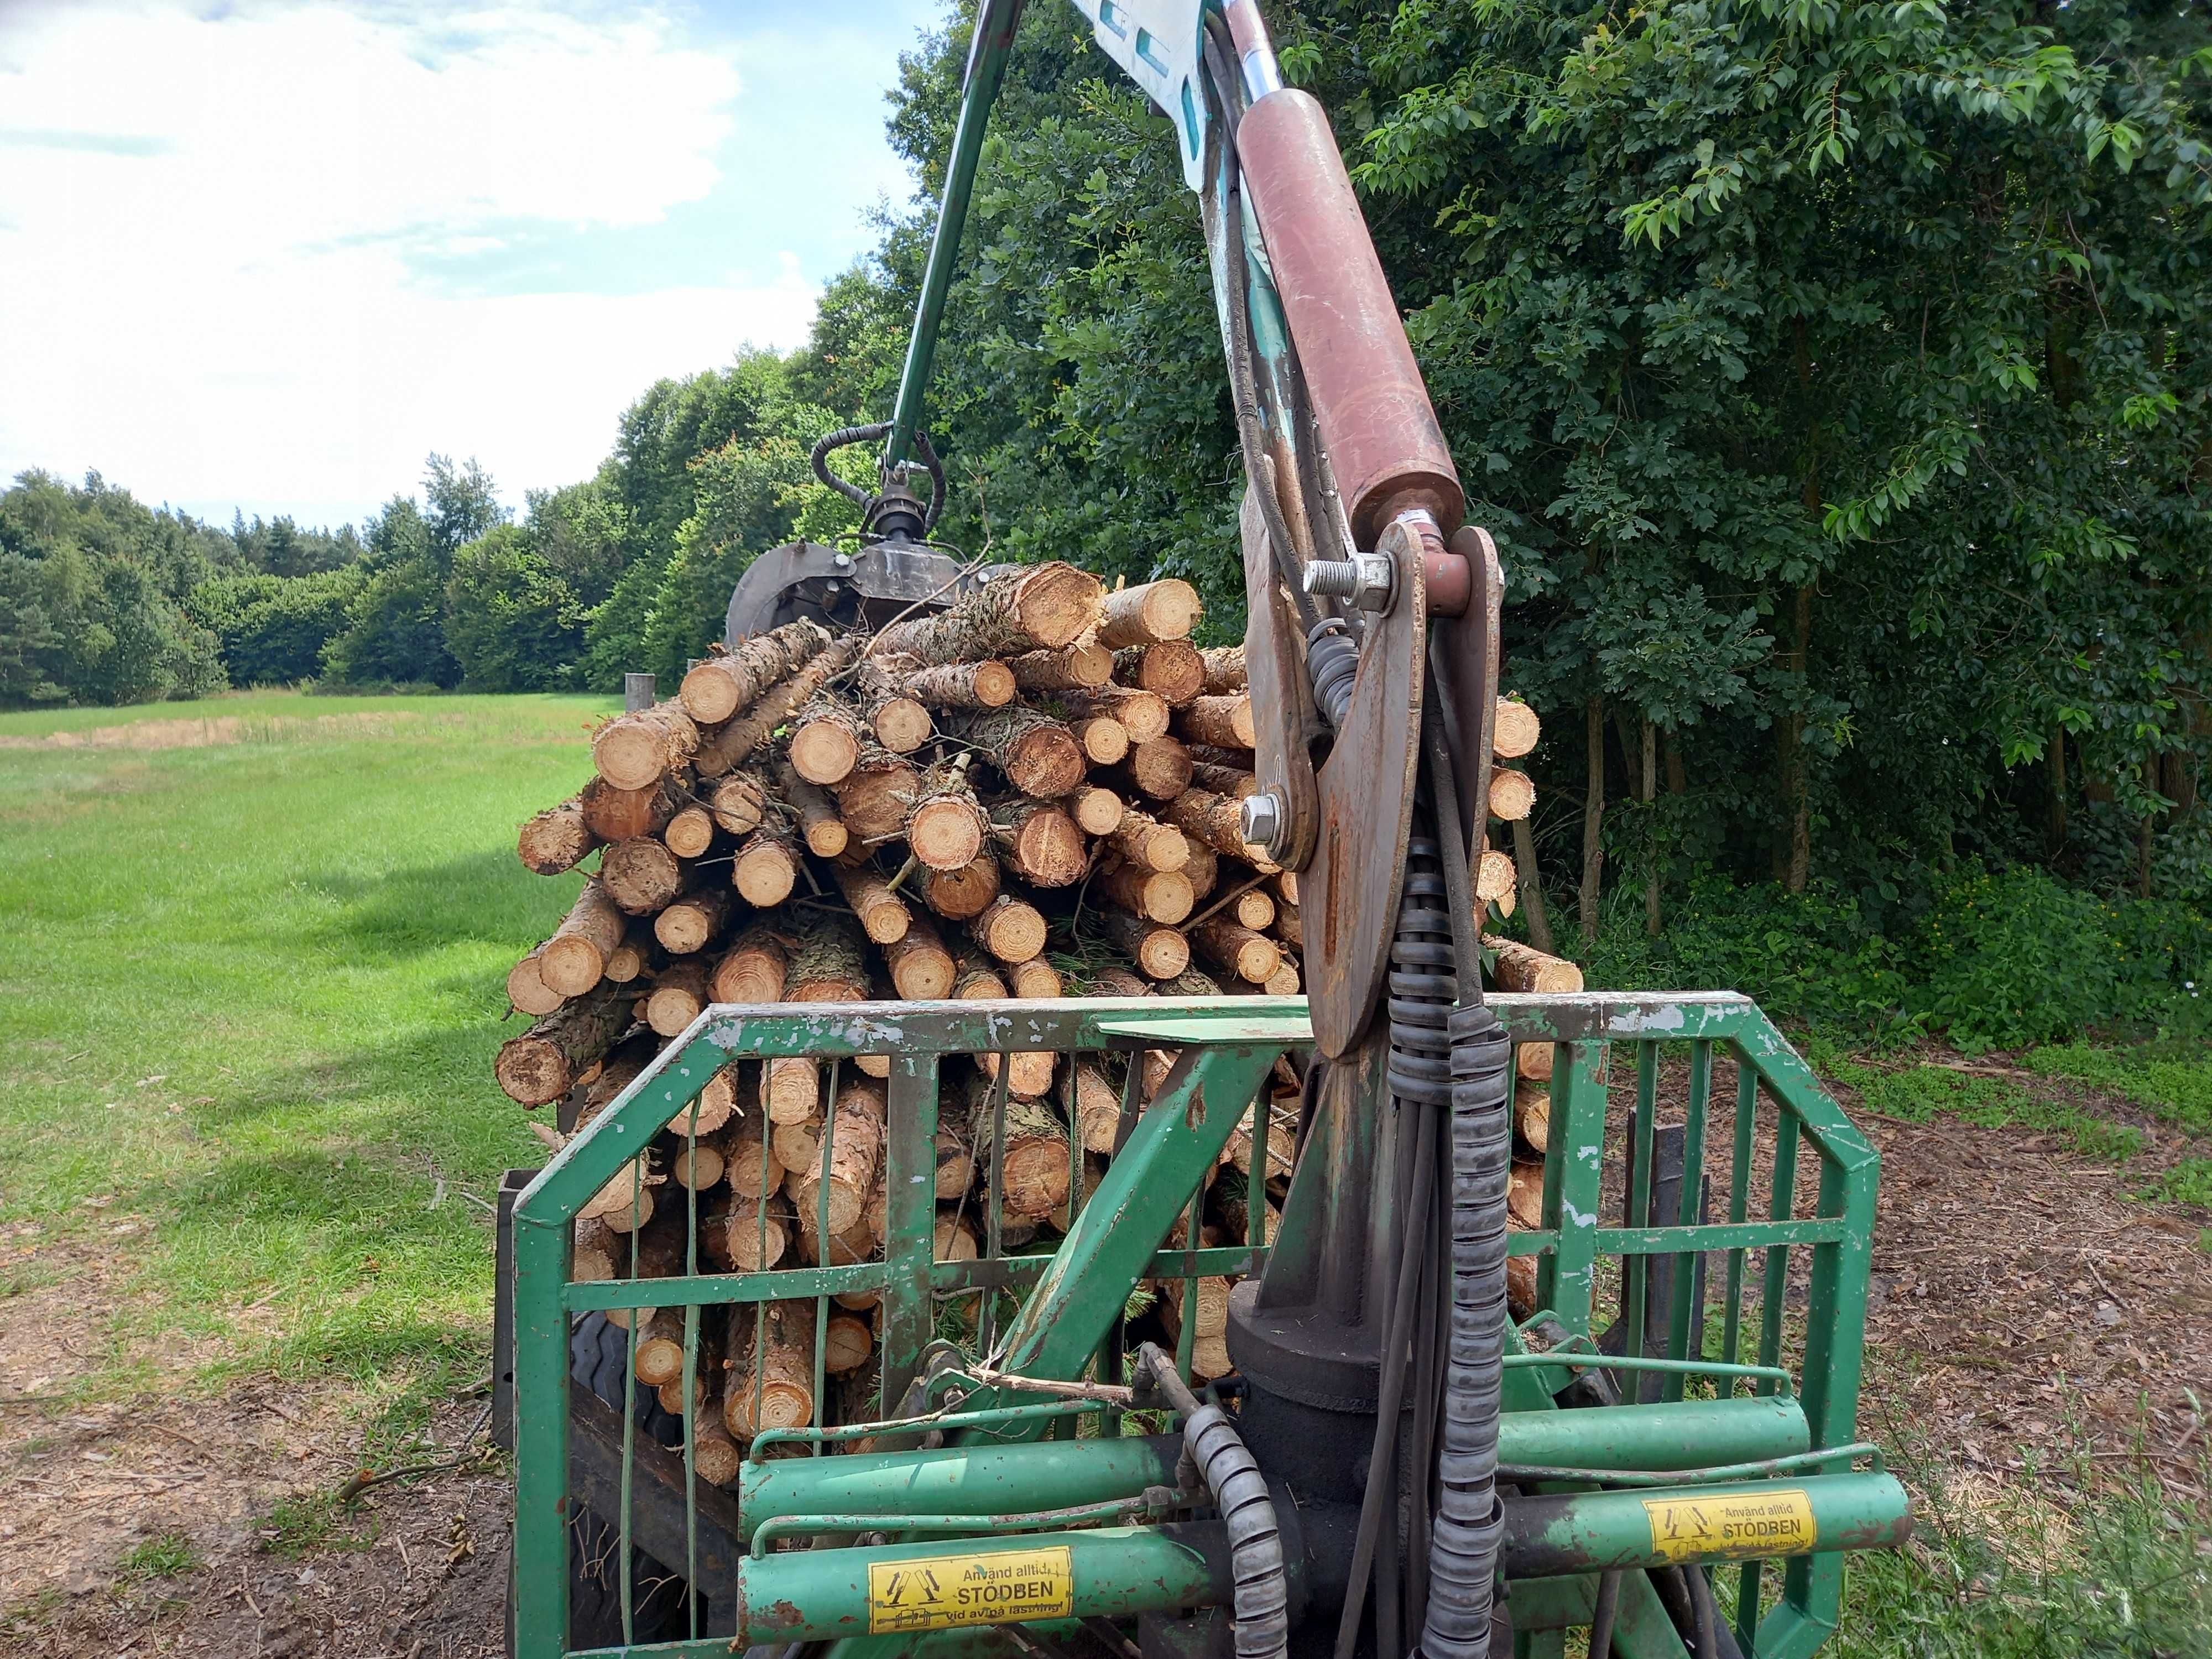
[0,1,833,525]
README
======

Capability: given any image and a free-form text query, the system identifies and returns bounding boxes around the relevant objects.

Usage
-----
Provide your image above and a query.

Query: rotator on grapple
[500,3,1911,1656]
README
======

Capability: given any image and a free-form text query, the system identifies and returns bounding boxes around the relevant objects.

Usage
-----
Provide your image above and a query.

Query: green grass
[118,1532,201,1581]
[257,1490,380,1560]
[2027,1037,2212,1135]
[0,688,615,1403]
[1817,1052,2151,1162]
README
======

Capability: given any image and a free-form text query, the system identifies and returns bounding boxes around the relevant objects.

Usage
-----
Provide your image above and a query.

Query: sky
[0,0,941,531]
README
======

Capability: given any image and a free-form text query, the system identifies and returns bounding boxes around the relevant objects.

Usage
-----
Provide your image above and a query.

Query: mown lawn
[0,689,612,1428]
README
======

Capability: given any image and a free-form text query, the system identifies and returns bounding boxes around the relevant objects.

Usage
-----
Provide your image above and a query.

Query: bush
[321,559,460,688]
[443,526,583,692]
[189,568,365,686]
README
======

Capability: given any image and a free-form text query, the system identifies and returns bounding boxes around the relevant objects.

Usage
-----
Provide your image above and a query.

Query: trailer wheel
[563,1312,693,1646]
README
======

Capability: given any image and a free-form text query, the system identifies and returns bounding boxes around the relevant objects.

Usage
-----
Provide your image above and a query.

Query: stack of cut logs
[491,558,1581,1478]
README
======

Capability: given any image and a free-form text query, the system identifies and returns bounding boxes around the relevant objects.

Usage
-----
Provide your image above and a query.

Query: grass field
[0,688,612,1446]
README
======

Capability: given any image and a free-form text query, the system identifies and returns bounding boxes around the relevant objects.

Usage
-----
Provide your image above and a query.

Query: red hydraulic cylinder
[1235,88,1464,546]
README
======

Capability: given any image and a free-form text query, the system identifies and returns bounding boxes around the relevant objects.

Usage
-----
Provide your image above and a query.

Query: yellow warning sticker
[867,1545,1076,1635]
[1642,1487,1817,1564]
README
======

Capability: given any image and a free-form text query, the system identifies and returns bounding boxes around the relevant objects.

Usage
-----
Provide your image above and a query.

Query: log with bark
[873,561,1102,661]
[712,924,787,1004]
[789,697,865,786]
[1484,935,1584,994]
[581,775,686,843]
[731,823,800,907]
[1099,908,1191,979]
[644,957,713,1037]
[1070,784,1125,836]
[1513,1080,1550,1155]
[905,759,989,871]
[679,618,837,725]
[1097,859,1195,925]
[1064,1058,1123,1155]
[601,836,684,915]
[705,771,768,837]
[993,799,1088,888]
[654,884,731,955]
[1062,686,1169,742]
[517,798,597,875]
[1098,578,1201,649]
[828,750,921,843]
[592,700,701,791]
[695,637,862,778]
[1107,810,1190,873]
[965,1071,1071,1219]
[852,662,935,753]
[883,913,956,999]
[508,947,566,1016]
[774,763,848,858]
[1200,645,1246,695]
[1117,735,1194,801]
[1007,957,1062,998]
[1493,698,1541,759]
[1114,641,1205,705]
[788,1077,886,1238]
[1180,694,1255,750]
[1488,768,1536,822]
[538,878,627,996]
[1189,916,1281,985]
[662,804,716,859]
[971,893,1048,963]
[1515,1040,1554,1082]
[1068,716,1129,766]
[920,851,1001,922]
[1008,641,1113,694]
[834,859,912,945]
[497,982,634,1107]
[956,707,1087,798]
[1188,761,1257,800]
[723,1300,815,1438]
[1162,787,1269,865]
[899,659,1017,712]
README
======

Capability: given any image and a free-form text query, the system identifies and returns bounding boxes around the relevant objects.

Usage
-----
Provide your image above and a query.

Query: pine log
[823,1314,874,1376]
[853,662,935,753]
[1064,686,1169,742]
[706,771,768,836]
[768,763,844,858]
[921,851,1001,921]
[1182,842,1218,903]
[884,914,957,999]
[1098,578,1201,649]
[1068,716,1130,766]
[1222,1108,1297,1185]
[1162,787,1266,863]
[593,701,701,791]
[1190,916,1280,984]
[645,957,713,1037]
[578,1033,659,1124]
[1115,641,1205,705]
[602,837,684,916]
[934,1127,976,1199]
[1507,1159,1546,1230]
[673,1060,741,1138]
[582,1164,657,1233]
[1181,695,1255,750]
[1107,810,1190,873]
[1071,785,1125,836]
[724,1102,785,1199]
[793,1209,875,1269]
[1230,887,1276,931]
[1200,645,1247,696]
[790,698,864,786]
[1065,1058,1122,1154]
[1160,968,1222,999]
[497,983,632,1106]
[572,1215,617,1283]
[1488,768,1536,822]
[1008,641,1113,693]
[1515,1080,1550,1153]
[1008,957,1063,998]
[957,708,1086,798]
[1274,902,1303,951]
[1047,1155,1107,1232]
[1188,761,1257,800]
[540,878,627,995]
[836,860,912,945]
[906,763,989,871]
[707,1192,790,1271]
[632,1310,688,1389]
[771,1109,825,1172]
[994,799,1088,888]
[1516,1041,1554,1083]
[518,798,597,875]
[679,618,836,724]
[829,751,922,842]
[507,948,567,1017]
[1506,1253,1540,1320]
[723,1300,815,1438]
[1493,698,1542,760]
[1272,869,1299,906]
[874,561,1103,660]
[1265,957,1301,997]
[789,914,870,999]
[660,804,713,859]
[713,924,788,1004]
[1484,935,1584,994]
[693,1415,744,1487]
[1099,909,1190,979]
[654,884,731,955]
[789,1078,886,1237]
[669,1135,725,1192]
[967,1074,1071,1217]
[935,1212,982,1262]
[732,825,800,907]
[900,659,1017,711]
[972,894,1048,963]
[1120,736,1193,801]
[1477,849,1518,905]
[695,638,862,778]
[581,775,685,843]
[1083,964,1155,998]
[1098,860,1195,924]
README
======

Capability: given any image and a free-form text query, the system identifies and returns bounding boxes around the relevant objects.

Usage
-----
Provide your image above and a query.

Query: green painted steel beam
[1498,1396,1809,1475]
[737,1434,1184,1528]
[1501,1473,1912,1578]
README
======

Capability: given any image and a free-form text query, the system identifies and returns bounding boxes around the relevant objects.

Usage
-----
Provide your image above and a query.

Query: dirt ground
[3,1054,2206,1658]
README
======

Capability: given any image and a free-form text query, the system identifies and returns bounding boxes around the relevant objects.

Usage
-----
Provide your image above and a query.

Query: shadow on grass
[301,846,580,963]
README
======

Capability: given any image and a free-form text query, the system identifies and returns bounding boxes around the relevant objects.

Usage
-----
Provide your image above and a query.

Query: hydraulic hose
[1139,1345,1288,1659]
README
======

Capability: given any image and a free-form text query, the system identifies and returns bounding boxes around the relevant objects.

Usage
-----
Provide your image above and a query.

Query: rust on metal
[1240,488,1321,870]
[1432,522,1504,868]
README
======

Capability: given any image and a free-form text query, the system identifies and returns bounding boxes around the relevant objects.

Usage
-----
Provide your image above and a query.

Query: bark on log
[518,798,597,874]
[993,799,1088,887]
[1489,768,1536,822]
[933,1127,975,1199]
[540,879,629,995]
[1008,957,1062,998]
[1515,1080,1550,1153]
[1098,579,1201,649]
[723,1299,815,1437]
[693,1416,743,1487]
[1063,686,1169,742]
[731,824,800,908]
[695,638,861,778]
[1008,641,1113,693]
[789,698,864,786]
[971,894,1047,964]
[1515,1041,1554,1083]
[724,1103,785,1199]
[853,663,934,753]
[1484,935,1584,994]
[835,860,911,945]
[1188,761,1257,800]
[906,763,989,871]
[957,708,1086,798]
[789,1078,886,1237]
[1493,698,1541,760]
[1070,785,1125,836]
[1161,787,1263,863]
[679,619,836,724]
[1182,842,1218,903]
[602,837,684,916]
[654,884,731,955]
[1097,861,1195,924]
[644,957,713,1037]
[1476,849,1518,905]
[1190,916,1281,985]
[935,1212,982,1262]
[633,1310,688,1389]
[899,659,1017,712]
[702,770,766,836]
[775,763,848,858]
[592,700,701,791]
[712,925,787,1004]
[669,1135,725,1192]
[662,804,716,859]
[572,1215,617,1283]
[1068,716,1129,766]
[1507,1159,1546,1230]
[1082,964,1155,998]
[1229,888,1276,931]
[497,983,633,1107]
[874,561,1103,660]
[1099,909,1191,979]
[507,948,566,1016]
[789,914,870,1000]
[1065,1058,1122,1154]
[1115,641,1205,705]
[1180,695,1256,750]
[1200,645,1247,695]
[582,775,685,843]
[920,851,1001,921]
[966,1075,1070,1218]
[1119,736,1193,801]
[707,1194,789,1272]
[1107,810,1190,873]
[1274,903,1302,951]
[884,914,957,999]
[828,751,921,843]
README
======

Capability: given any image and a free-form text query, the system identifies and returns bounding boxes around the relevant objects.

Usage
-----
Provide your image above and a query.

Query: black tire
[562,1312,695,1647]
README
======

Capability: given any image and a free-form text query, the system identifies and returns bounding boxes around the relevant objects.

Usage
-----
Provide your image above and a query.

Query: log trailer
[495,2,1910,1655]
